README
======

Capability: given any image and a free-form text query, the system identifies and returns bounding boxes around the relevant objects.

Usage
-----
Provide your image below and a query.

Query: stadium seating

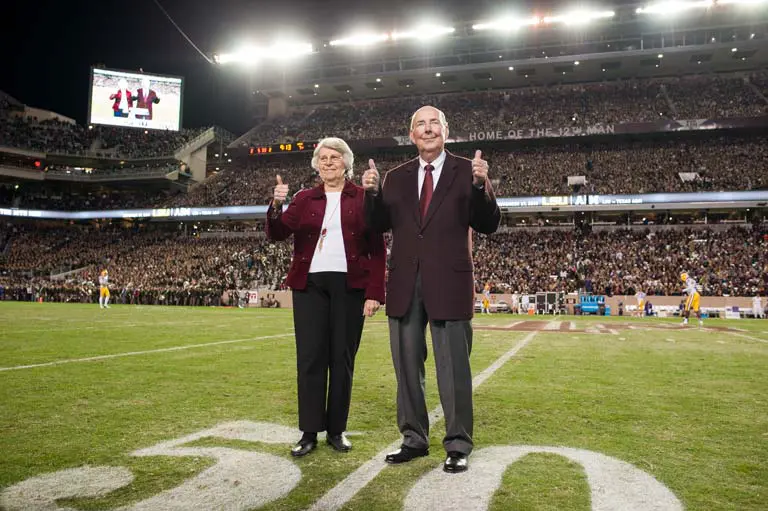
[1,223,764,304]
[235,72,768,146]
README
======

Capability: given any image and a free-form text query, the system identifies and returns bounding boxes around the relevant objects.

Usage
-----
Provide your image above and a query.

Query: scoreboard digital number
[249,141,317,155]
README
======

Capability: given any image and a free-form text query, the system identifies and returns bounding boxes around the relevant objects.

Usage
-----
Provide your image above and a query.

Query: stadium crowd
[0,113,207,158]
[473,227,767,297]
[3,134,765,211]
[238,73,768,146]
[0,223,291,305]
[146,135,768,209]
[1,222,765,305]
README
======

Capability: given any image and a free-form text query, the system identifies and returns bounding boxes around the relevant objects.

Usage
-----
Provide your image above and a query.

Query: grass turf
[0,302,766,510]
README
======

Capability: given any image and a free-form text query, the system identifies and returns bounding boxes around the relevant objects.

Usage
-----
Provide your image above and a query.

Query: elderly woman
[266,137,386,457]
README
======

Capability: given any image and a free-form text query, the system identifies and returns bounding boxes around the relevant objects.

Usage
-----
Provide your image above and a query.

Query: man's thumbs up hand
[472,149,488,187]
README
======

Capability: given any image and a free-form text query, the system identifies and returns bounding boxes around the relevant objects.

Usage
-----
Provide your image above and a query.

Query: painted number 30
[0,420,683,511]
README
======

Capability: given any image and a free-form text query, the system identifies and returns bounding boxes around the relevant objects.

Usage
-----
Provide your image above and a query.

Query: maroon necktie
[420,164,434,219]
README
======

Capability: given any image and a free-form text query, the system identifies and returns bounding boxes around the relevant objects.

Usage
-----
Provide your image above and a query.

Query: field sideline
[0,302,766,510]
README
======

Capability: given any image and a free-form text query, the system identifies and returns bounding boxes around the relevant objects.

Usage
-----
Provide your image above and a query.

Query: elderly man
[363,105,501,473]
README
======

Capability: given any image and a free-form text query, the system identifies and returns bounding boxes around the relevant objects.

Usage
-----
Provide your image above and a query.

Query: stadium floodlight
[217,42,313,64]
[543,10,615,25]
[719,0,768,4]
[472,16,540,32]
[391,24,456,40]
[329,33,390,47]
[635,0,712,15]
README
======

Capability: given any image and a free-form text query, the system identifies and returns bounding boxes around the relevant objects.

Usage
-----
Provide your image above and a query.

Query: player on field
[98,270,111,309]
[635,290,646,317]
[481,282,491,314]
[680,272,702,327]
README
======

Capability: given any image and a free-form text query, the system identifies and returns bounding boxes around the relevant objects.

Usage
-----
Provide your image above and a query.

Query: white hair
[311,137,355,179]
[409,105,449,132]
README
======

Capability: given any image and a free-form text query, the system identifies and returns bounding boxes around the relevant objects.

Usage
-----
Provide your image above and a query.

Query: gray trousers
[389,272,474,455]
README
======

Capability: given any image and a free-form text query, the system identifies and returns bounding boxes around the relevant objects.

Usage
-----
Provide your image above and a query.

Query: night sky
[2,0,560,134]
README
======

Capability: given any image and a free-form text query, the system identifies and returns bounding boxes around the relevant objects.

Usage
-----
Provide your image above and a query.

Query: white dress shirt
[417,151,446,198]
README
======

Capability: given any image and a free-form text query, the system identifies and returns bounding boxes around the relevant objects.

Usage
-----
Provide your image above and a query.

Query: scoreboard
[249,141,317,155]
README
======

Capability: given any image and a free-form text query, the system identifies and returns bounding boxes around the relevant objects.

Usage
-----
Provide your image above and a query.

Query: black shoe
[384,444,429,464]
[290,437,317,457]
[443,451,468,473]
[327,433,352,452]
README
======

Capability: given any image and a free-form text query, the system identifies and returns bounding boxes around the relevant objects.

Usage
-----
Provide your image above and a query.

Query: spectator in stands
[265,137,386,457]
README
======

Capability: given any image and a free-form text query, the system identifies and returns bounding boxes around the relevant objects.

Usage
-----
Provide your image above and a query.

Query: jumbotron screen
[88,68,183,131]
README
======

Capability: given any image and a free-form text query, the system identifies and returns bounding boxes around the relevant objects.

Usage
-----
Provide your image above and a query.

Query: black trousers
[292,272,366,434]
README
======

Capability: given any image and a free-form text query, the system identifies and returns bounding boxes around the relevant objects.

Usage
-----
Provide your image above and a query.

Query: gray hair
[311,137,355,179]
[409,105,449,132]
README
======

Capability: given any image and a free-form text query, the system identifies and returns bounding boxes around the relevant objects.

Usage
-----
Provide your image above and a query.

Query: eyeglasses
[318,155,343,164]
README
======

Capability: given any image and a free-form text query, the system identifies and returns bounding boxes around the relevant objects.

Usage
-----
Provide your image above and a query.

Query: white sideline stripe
[505,321,522,328]
[307,330,538,511]
[724,332,768,344]
[0,333,294,372]
[7,320,223,334]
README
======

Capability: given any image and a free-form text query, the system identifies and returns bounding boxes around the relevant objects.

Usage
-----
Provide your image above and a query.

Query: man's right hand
[362,159,380,194]
[273,174,289,207]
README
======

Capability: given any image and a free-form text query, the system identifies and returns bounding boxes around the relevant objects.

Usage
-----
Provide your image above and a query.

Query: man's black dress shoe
[290,437,317,457]
[327,433,352,452]
[443,451,468,473]
[384,444,429,464]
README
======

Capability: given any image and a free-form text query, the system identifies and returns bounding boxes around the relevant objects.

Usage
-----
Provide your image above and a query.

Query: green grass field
[1,303,766,510]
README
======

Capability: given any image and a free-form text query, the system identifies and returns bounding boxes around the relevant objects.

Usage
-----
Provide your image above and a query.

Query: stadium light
[217,42,313,64]
[329,32,390,47]
[636,0,712,15]
[719,0,768,4]
[391,24,455,41]
[543,10,615,25]
[472,15,540,32]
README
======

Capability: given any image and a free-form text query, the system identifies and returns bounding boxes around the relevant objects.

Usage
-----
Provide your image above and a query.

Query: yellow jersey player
[680,272,702,327]
[635,290,646,318]
[481,282,491,315]
[98,270,111,309]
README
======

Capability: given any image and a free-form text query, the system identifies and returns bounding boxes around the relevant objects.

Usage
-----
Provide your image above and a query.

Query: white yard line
[0,333,294,372]
[6,319,244,334]
[723,332,768,344]
[307,330,538,511]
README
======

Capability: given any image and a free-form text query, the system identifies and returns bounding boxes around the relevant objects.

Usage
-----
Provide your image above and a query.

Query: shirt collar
[419,151,446,170]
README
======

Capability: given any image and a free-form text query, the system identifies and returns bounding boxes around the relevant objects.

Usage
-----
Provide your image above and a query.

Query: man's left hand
[363,299,380,317]
[472,149,489,187]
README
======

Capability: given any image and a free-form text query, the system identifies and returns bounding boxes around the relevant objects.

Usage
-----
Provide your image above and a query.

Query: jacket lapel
[421,152,459,230]
[403,159,421,226]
